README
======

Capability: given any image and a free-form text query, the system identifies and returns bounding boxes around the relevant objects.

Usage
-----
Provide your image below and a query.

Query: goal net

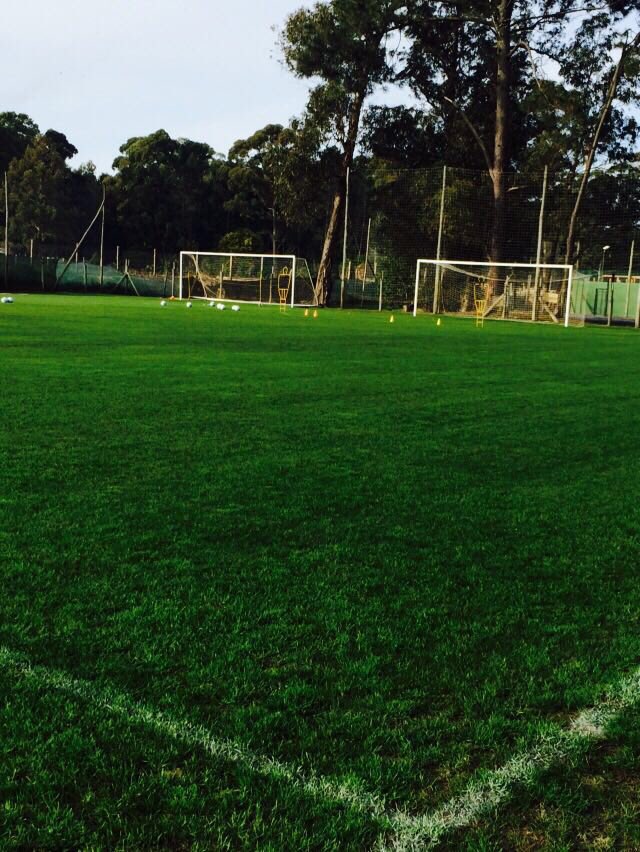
[179,252,318,306]
[413,260,576,326]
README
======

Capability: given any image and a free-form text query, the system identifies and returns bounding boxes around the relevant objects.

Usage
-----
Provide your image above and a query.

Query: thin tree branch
[442,95,494,176]
[516,39,565,112]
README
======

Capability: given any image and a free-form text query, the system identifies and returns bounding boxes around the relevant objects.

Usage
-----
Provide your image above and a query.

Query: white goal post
[413,259,575,327]
[179,251,318,307]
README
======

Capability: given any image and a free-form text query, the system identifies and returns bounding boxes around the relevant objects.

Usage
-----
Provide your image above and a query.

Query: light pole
[599,245,611,281]
[268,207,276,256]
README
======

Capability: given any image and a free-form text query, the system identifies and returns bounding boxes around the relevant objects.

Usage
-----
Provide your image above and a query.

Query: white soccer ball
[1,296,13,304]
[160,300,167,306]
[208,300,216,307]
[217,303,225,311]
[186,301,192,308]
[231,305,240,312]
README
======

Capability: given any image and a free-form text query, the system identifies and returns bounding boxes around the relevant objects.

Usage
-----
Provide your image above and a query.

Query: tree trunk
[564,33,639,267]
[315,89,366,305]
[488,0,512,297]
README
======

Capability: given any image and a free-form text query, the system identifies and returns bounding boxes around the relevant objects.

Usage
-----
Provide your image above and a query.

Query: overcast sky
[0,0,327,174]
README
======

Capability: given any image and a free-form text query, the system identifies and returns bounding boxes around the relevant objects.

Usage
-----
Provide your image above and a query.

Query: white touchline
[0,646,387,821]
[2,644,640,851]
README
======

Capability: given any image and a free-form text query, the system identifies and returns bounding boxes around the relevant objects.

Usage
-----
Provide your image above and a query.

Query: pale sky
[0,0,328,174]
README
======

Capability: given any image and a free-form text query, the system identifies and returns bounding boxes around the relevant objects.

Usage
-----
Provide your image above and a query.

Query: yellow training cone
[313,309,318,318]
[389,314,395,323]
[437,318,441,326]
[304,308,309,317]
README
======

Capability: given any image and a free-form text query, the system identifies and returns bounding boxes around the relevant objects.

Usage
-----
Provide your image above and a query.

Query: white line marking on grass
[380,665,640,851]
[0,646,387,822]
[3,645,640,850]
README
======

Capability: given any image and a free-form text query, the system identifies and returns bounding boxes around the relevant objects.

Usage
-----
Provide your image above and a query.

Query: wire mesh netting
[332,165,640,323]
[415,261,574,324]
[180,253,318,306]
[1,166,638,326]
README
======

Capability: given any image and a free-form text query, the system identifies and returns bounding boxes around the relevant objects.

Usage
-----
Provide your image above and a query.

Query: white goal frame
[413,259,574,327]
[179,251,297,307]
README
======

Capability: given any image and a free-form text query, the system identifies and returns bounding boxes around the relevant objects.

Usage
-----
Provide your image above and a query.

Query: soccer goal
[179,251,318,307]
[413,259,575,326]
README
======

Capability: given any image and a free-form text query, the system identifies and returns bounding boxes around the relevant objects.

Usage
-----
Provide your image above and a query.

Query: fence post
[4,172,8,289]
[432,165,447,314]
[533,165,548,321]
[99,196,105,288]
[361,217,371,307]
[340,166,350,309]
[625,239,635,317]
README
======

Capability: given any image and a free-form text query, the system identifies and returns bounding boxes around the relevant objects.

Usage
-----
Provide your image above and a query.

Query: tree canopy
[0,1,637,284]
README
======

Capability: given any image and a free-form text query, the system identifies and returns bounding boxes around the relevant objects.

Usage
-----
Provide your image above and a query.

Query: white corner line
[379,665,640,850]
[3,645,639,851]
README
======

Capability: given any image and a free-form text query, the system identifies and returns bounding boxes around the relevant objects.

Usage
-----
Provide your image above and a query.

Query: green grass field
[1,295,640,850]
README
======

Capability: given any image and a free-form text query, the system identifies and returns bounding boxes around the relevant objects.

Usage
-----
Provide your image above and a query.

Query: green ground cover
[1,295,639,849]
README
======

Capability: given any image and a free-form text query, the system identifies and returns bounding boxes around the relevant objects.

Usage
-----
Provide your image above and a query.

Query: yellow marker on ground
[389,314,395,323]
[437,318,441,326]
[313,309,318,319]
[304,308,309,317]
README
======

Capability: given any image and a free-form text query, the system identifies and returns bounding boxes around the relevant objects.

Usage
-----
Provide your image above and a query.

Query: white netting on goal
[179,252,318,306]
[414,260,576,325]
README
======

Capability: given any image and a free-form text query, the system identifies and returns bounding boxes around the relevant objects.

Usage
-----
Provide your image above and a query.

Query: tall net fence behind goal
[414,260,577,326]
[332,165,639,322]
[179,252,318,306]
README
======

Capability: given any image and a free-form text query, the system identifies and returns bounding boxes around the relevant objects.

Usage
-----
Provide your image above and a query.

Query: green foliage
[109,130,228,251]
[226,120,337,257]
[362,105,443,168]
[217,228,262,252]
[0,111,39,174]
[402,1,639,172]
[7,135,69,243]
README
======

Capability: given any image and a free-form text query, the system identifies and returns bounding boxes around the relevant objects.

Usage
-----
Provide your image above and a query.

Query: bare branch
[516,40,564,112]
[442,95,494,176]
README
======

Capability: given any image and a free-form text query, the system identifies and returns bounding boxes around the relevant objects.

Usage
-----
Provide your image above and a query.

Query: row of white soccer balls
[160,300,240,312]
[1,296,14,304]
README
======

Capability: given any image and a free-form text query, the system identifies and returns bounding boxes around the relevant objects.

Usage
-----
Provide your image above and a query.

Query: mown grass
[1,295,640,849]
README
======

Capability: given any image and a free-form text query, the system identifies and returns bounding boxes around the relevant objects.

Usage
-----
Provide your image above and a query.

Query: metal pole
[260,256,264,305]
[532,165,548,321]
[56,189,105,287]
[291,256,296,308]
[340,166,350,309]
[378,271,383,311]
[625,239,635,317]
[361,217,371,306]
[99,186,105,288]
[564,266,573,328]
[432,165,447,314]
[3,172,8,289]
[179,253,183,299]
[271,208,276,256]
[413,261,421,317]
[116,245,120,271]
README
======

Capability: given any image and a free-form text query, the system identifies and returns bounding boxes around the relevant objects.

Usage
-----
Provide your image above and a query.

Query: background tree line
[1,0,638,298]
